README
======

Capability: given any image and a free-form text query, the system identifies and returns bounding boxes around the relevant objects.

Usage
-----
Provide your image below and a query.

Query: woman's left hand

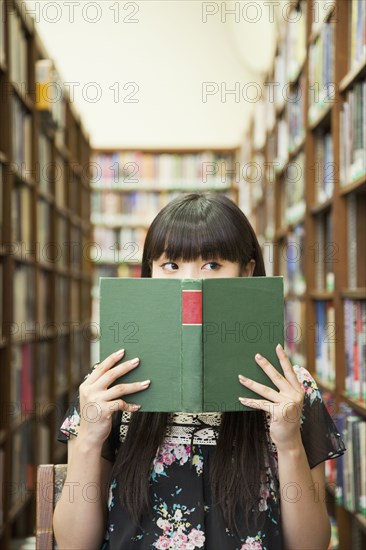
[238,343,305,451]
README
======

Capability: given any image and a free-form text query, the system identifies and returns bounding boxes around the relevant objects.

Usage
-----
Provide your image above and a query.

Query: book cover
[100,276,284,412]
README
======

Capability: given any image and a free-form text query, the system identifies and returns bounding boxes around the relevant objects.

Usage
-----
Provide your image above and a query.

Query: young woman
[54,193,345,550]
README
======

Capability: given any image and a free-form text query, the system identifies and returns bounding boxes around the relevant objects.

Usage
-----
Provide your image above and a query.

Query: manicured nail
[115,349,125,357]
[239,397,248,404]
[238,374,247,382]
[131,404,141,411]
[255,353,262,360]
[140,379,150,386]
[277,343,283,351]
[131,357,139,364]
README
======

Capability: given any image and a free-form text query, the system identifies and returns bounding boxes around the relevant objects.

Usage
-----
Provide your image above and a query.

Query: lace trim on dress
[120,411,221,445]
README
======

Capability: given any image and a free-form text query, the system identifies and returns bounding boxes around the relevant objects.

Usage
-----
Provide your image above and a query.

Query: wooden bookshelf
[239,0,366,547]
[90,148,239,338]
[0,1,92,547]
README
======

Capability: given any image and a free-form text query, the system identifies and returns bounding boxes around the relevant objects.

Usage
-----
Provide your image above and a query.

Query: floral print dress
[58,365,345,550]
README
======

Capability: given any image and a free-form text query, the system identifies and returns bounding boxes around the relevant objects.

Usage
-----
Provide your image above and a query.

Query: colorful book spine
[349,0,366,69]
[9,8,28,89]
[0,0,5,67]
[335,404,366,515]
[314,132,334,203]
[286,153,306,224]
[11,96,32,173]
[344,299,366,404]
[308,21,334,122]
[340,80,366,185]
[315,300,336,387]
[93,151,236,189]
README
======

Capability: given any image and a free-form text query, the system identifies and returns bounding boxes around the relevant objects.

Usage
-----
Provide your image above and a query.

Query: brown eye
[161,262,179,270]
[203,262,221,270]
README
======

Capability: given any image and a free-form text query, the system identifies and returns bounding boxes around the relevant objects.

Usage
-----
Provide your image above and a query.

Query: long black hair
[110,193,275,536]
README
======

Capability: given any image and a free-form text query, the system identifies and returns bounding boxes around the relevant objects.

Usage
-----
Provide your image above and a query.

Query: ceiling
[26,0,279,149]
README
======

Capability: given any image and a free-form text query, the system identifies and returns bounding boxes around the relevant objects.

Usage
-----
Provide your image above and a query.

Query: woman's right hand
[77,348,150,446]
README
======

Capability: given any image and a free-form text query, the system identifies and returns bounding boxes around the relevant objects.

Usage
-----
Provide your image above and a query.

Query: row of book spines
[11,264,87,329]
[8,7,28,88]
[93,227,146,257]
[336,409,366,516]
[349,0,366,68]
[9,334,88,412]
[308,22,334,99]
[91,191,180,215]
[11,96,32,170]
[93,152,236,181]
[314,300,336,387]
[9,421,55,506]
[344,299,366,404]
[0,2,5,67]
[322,396,366,516]
[340,80,366,185]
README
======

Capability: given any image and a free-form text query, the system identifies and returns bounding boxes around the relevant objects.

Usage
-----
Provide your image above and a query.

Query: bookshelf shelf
[309,291,335,300]
[308,102,332,131]
[341,288,366,300]
[0,1,92,546]
[355,514,366,534]
[315,377,335,394]
[241,1,366,544]
[308,1,336,44]
[288,138,306,160]
[340,394,366,418]
[309,197,333,214]
[339,56,366,93]
[9,82,33,111]
[339,173,366,196]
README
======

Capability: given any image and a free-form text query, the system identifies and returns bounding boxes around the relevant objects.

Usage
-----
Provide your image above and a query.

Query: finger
[95,356,141,390]
[275,344,302,390]
[119,399,141,412]
[238,397,275,413]
[109,399,141,413]
[105,379,151,400]
[238,374,281,402]
[84,349,126,385]
[253,352,289,391]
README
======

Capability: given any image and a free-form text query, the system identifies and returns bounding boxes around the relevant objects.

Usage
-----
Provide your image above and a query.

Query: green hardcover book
[99,276,284,412]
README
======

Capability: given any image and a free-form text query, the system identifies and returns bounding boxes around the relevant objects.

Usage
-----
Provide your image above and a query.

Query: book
[314,300,336,387]
[344,299,366,403]
[0,0,5,68]
[340,80,366,185]
[99,276,284,412]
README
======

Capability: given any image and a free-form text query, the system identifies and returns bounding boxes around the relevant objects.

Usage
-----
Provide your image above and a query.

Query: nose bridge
[184,261,201,279]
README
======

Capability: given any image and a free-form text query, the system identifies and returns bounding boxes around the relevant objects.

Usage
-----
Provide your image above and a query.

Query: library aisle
[0,1,365,549]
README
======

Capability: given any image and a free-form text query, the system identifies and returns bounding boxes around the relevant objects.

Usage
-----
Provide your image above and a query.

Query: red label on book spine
[182,290,202,325]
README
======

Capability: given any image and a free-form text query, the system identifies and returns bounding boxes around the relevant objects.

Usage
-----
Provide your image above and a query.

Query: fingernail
[239,397,248,404]
[132,404,141,411]
[277,343,284,352]
[131,357,139,364]
[140,379,150,386]
[238,374,247,382]
[255,353,262,360]
[115,349,125,357]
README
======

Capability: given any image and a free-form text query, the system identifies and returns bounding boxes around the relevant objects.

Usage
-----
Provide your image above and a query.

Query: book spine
[181,279,203,412]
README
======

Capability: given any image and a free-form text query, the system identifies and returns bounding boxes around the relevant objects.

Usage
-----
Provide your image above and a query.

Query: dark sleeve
[294,366,346,469]
[57,363,123,463]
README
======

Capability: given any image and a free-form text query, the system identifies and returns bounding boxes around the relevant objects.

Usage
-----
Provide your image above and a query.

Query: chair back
[36,464,67,550]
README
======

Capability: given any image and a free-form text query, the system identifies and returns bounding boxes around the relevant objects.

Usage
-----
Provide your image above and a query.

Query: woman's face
[151,255,255,279]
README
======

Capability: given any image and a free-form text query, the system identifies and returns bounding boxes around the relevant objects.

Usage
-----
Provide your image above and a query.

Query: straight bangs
[142,193,256,274]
